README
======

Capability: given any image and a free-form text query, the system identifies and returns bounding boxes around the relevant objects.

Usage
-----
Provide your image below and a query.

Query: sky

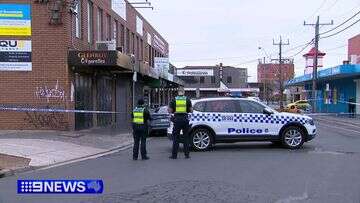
[136,0,360,82]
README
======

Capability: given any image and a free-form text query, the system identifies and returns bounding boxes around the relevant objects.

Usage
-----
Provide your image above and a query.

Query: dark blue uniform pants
[133,127,147,159]
[172,116,190,158]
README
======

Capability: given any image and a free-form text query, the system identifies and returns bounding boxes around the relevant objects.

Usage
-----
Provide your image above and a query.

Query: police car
[168,97,316,151]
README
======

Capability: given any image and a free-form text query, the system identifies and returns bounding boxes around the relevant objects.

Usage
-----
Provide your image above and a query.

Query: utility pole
[272,36,289,110]
[304,16,333,112]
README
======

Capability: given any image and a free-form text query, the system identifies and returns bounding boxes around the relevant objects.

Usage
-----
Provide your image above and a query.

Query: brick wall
[348,34,360,64]
[257,63,294,83]
[0,0,169,130]
[0,0,72,130]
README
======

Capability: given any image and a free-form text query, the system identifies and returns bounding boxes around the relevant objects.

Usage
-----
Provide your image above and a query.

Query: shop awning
[286,64,360,86]
[68,50,132,71]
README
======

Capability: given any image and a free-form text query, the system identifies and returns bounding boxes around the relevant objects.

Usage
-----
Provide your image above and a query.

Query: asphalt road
[0,116,360,203]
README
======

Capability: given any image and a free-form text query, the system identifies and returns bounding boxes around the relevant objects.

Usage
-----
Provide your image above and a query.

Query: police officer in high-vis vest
[132,99,151,160]
[168,87,193,159]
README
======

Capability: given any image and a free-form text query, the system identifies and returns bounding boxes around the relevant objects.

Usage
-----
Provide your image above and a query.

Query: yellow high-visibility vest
[133,107,145,124]
[175,96,187,113]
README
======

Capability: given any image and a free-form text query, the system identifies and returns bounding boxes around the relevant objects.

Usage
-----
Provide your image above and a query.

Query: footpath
[0,128,132,177]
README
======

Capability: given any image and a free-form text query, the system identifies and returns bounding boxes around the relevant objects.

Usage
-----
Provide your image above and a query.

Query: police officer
[168,87,193,159]
[132,99,151,160]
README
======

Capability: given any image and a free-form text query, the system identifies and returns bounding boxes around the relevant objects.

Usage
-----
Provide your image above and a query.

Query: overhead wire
[320,9,360,35]
[307,0,328,19]
[321,18,360,39]
[288,39,315,58]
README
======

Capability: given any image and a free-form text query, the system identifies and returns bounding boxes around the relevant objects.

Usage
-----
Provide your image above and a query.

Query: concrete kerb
[0,140,134,179]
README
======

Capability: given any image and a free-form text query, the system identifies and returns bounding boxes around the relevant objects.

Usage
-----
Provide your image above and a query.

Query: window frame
[106,14,111,41]
[87,0,93,43]
[193,101,206,112]
[227,76,232,83]
[204,100,239,113]
[75,0,81,39]
[97,7,103,41]
[238,100,265,114]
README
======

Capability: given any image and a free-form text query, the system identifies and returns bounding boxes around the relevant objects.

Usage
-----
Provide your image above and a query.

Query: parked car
[286,105,302,113]
[287,100,311,111]
[149,106,171,136]
[168,97,316,151]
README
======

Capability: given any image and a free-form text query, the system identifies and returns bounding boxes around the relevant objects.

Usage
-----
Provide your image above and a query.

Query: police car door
[236,100,273,136]
[204,100,238,136]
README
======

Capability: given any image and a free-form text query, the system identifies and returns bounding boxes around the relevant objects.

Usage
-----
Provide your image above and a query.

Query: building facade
[349,34,360,64]
[257,61,295,101]
[176,64,258,98]
[0,0,179,131]
[287,34,360,114]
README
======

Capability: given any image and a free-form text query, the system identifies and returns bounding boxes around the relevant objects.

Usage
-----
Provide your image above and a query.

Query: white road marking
[275,192,309,203]
[317,122,360,135]
[315,117,360,129]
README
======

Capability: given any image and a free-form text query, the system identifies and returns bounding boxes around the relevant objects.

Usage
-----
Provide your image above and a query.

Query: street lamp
[258,47,271,62]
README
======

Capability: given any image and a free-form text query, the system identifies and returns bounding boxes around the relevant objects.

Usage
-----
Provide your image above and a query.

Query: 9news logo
[17,180,103,194]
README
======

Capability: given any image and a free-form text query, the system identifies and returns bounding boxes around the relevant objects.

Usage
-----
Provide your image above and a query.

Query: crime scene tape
[0,106,125,114]
[304,112,358,116]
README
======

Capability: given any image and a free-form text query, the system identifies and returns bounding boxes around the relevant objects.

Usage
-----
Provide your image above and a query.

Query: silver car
[150,106,171,136]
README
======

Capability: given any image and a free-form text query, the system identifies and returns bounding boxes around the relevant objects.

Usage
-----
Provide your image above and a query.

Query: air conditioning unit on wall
[96,40,116,51]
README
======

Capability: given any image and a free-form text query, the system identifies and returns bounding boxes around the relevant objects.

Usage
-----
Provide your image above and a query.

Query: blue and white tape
[0,106,124,114]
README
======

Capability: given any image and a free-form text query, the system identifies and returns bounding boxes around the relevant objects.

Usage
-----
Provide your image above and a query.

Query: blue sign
[17,180,104,194]
[0,4,31,20]
[0,4,31,36]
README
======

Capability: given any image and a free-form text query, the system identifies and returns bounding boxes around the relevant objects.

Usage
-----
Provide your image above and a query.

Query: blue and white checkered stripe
[190,113,308,125]
[190,113,222,122]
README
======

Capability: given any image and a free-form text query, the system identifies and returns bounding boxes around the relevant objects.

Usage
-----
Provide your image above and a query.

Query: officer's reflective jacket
[175,96,187,113]
[133,107,145,124]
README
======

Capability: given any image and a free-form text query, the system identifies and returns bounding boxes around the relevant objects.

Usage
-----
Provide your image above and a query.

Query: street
[0,117,360,203]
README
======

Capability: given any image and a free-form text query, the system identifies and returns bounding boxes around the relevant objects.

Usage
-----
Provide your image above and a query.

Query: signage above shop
[155,57,169,79]
[68,51,118,66]
[68,50,133,71]
[176,69,214,76]
[0,40,31,71]
[0,4,31,36]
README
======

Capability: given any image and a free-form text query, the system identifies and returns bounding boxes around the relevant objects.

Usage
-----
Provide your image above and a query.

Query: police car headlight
[306,119,314,125]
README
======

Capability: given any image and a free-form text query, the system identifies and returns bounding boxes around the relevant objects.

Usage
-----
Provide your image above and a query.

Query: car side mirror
[263,108,273,115]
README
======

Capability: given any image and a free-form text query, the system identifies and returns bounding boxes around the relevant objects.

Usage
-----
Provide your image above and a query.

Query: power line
[172,54,260,63]
[288,39,314,58]
[325,44,347,51]
[332,1,360,19]
[320,9,360,35]
[321,18,360,39]
[233,59,260,66]
[283,40,314,55]
[326,0,340,11]
[307,0,328,19]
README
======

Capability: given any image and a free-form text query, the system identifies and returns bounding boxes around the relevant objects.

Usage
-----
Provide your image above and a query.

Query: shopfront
[68,50,133,130]
[287,64,360,113]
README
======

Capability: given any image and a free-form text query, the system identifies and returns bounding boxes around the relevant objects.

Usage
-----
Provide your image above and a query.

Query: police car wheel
[191,128,213,151]
[281,126,305,149]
